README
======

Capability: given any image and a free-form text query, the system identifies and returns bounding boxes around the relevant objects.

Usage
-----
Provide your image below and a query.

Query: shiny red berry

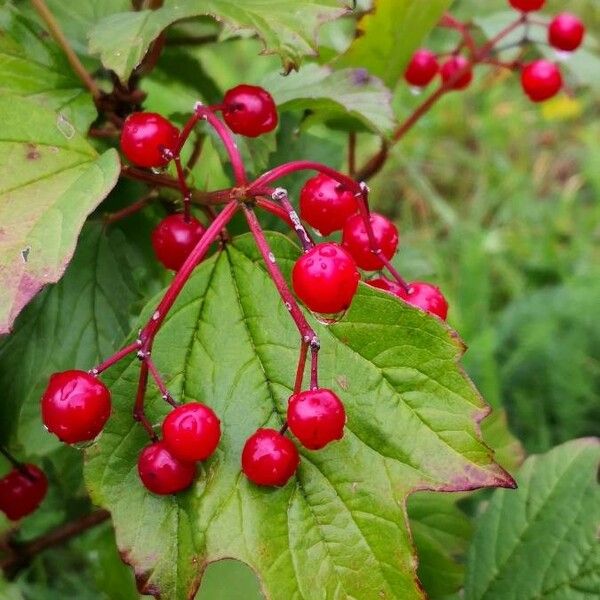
[548,13,585,52]
[342,213,399,271]
[404,282,449,320]
[241,429,299,487]
[509,0,545,12]
[440,56,473,90]
[292,243,360,314]
[41,370,111,444]
[162,402,221,463]
[287,389,345,450]
[367,277,406,296]
[137,441,196,495]
[222,85,278,137]
[299,174,359,236]
[521,60,562,102]
[405,49,439,87]
[120,112,179,168]
[151,214,205,271]
[0,465,48,520]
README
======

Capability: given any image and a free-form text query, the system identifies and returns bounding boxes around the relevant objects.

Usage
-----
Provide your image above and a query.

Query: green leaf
[0,5,97,132]
[335,0,452,87]
[0,224,142,451]
[464,438,600,599]
[85,232,511,599]
[261,63,395,135]
[88,0,349,82]
[480,408,525,474]
[408,492,473,599]
[0,95,120,334]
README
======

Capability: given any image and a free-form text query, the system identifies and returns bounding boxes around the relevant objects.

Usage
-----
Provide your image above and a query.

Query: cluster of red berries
[293,174,448,319]
[0,463,47,521]
[405,1,585,103]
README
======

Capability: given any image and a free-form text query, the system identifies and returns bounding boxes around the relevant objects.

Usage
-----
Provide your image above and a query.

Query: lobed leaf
[88,0,350,82]
[85,232,512,599]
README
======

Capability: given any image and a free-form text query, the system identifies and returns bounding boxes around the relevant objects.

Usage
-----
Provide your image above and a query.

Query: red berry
[41,370,111,444]
[367,277,406,296]
[222,85,278,137]
[151,214,205,271]
[287,389,345,450]
[404,282,449,320]
[440,56,473,90]
[548,13,585,52]
[299,174,359,236]
[241,429,299,486]
[120,112,179,168]
[162,402,221,463]
[0,465,47,520]
[521,60,562,102]
[405,49,439,87]
[137,441,196,495]
[292,243,360,314]
[342,213,399,271]
[509,0,545,12]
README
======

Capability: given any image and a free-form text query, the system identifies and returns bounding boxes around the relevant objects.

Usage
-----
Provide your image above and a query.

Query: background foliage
[0,0,599,598]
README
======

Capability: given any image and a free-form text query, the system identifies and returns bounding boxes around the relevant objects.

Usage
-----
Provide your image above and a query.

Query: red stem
[269,188,314,252]
[256,197,294,227]
[173,155,192,221]
[348,132,356,177]
[133,361,155,440]
[243,204,320,387]
[146,355,177,407]
[92,341,141,375]
[248,161,361,195]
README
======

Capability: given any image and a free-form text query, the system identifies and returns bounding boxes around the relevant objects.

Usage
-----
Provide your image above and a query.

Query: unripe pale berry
[162,402,221,463]
[342,213,399,271]
[151,214,205,271]
[287,389,346,450]
[440,56,473,90]
[222,85,278,137]
[299,174,359,236]
[41,370,111,444]
[292,243,360,314]
[405,49,439,87]
[120,112,179,168]
[509,0,545,12]
[0,465,48,520]
[137,441,196,495]
[548,13,585,52]
[521,60,562,103]
[241,429,299,486]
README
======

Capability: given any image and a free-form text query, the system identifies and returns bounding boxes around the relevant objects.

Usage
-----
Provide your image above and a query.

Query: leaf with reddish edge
[0,95,120,334]
[88,0,350,82]
[85,232,513,600]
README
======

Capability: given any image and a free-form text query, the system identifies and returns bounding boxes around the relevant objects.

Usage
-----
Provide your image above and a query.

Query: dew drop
[88,368,99,376]
[409,86,424,97]
[56,113,75,139]
[285,302,292,311]
[152,310,160,321]
[151,166,166,175]
[318,245,337,258]
[268,252,276,263]
[72,439,96,451]
[312,309,347,326]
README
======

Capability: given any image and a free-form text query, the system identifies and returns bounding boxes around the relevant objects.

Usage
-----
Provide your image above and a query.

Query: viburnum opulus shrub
[0,1,597,599]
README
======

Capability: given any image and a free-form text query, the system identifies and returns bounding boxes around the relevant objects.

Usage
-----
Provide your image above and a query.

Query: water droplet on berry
[409,86,423,96]
[56,113,75,139]
[313,309,346,325]
[268,252,276,263]
[318,245,337,258]
[72,439,96,451]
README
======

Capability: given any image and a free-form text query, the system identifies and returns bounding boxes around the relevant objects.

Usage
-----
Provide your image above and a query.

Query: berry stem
[348,132,357,177]
[242,204,320,384]
[293,341,309,394]
[133,361,156,441]
[30,0,101,100]
[255,197,294,227]
[103,192,158,226]
[248,161,361,196]
[145,355,178,407]
[0,446,21,469]
[269,188,314,252]
[92,341,141,375]
[173,155,192,221]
